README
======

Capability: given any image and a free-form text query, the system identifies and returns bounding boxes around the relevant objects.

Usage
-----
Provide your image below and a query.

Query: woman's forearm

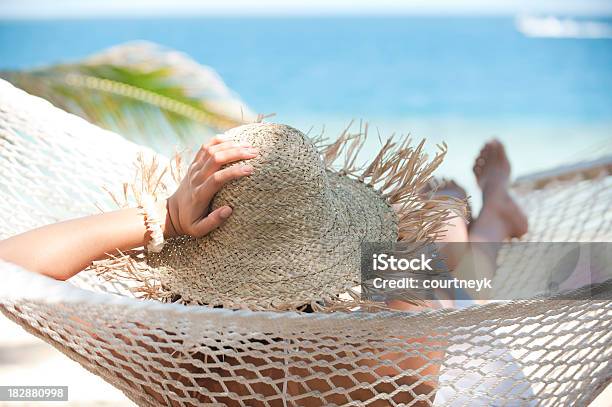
[0,201,172,280]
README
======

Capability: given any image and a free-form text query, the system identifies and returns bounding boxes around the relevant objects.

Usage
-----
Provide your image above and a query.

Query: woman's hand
[165,134,258,238]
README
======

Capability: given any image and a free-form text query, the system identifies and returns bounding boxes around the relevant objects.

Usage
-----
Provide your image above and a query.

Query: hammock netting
[0,79,610,406]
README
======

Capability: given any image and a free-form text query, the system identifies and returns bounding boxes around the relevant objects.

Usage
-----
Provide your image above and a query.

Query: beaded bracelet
[141,193,165,253]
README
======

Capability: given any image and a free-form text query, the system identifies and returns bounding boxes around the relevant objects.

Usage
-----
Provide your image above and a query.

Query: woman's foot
[471,140,528,240]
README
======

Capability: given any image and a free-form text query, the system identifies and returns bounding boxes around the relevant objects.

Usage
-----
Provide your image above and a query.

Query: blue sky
[2,0,612,18]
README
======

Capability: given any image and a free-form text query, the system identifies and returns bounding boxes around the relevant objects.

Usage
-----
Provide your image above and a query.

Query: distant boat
[515,15,612,39]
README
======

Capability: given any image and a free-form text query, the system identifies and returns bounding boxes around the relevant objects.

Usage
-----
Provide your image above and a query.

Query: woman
[0,128,527,406]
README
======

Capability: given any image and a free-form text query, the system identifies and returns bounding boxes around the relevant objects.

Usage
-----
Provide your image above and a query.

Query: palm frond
[0,43,253,152]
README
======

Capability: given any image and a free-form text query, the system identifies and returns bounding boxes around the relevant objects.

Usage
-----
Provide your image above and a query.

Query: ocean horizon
[1,16,610,208]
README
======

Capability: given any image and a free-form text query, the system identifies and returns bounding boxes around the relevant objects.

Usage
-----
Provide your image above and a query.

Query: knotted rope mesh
[0,79,610,406]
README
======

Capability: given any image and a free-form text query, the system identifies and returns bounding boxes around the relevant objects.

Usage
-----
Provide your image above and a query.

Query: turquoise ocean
[1,17,611,208]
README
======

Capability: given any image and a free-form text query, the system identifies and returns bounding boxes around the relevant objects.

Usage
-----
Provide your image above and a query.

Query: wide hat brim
[97,123,457,311]
[149,172,397,310]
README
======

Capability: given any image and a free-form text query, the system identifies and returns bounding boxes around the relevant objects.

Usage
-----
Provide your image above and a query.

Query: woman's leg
[469,139,528,242]
[427,139,529,274]
[384,139,530,404]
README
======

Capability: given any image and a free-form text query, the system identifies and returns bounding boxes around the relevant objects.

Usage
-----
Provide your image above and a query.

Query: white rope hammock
[0,79,610,406]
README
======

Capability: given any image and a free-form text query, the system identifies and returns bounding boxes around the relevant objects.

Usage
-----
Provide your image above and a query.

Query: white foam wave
[516,15,612,39]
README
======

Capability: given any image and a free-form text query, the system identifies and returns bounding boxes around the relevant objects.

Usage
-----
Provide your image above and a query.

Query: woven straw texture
[0,79,611,406]
[144,123,397,310]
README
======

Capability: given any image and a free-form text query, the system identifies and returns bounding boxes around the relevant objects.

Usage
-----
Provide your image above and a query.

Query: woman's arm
[0,134,258,280]
[0,205,169,280]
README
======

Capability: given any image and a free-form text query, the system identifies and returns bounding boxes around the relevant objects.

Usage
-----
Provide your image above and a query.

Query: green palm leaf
[0,43,251,153]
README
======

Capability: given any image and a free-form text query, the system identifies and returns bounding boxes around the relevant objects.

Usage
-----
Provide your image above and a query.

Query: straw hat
[97,122,455,311]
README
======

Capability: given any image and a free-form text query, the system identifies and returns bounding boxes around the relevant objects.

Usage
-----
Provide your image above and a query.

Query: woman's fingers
[191,140,240,174]
[193,164,254,204]
[190,147,257,187]
[209,133,234,145]
[191,206,233,237]
[208,140,251,155]
[202,134,233,153]
[188,164,252,232]
[193,139,215,163]
[193,134,236,164]
[209,147,258,168]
